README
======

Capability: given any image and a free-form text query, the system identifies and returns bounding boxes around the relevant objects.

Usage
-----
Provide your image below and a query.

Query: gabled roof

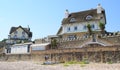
[9,26,32,37]
[62,9,105,25]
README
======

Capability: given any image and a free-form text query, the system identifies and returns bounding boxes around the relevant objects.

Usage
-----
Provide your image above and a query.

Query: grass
[63,59,89,67]
[107,60,113,64]
[64,63,69,67]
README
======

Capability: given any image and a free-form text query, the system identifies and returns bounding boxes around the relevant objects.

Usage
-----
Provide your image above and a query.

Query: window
[91,24,95,29]
[70,18,76,22]
[83,25,87,30]
[68,35,76,40]
[22,31,25,35]
[14,31,18,34]
[67,27,71,32]
[14,35,17,39]
[86,15,93,20]
[21,35,25,39]
[74,26,77,31]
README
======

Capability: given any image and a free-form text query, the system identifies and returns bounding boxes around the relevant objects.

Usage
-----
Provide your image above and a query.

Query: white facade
[61,21,101,34]
[10,28,29,39]
[57,4,106,35]
[9,43,31,54]
[31,43,49,51]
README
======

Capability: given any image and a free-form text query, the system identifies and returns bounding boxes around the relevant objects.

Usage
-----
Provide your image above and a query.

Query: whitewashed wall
[31,43,49,51]
[11,45,29,54]
[62,21,101,34]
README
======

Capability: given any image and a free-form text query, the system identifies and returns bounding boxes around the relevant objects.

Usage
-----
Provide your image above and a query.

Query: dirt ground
[0,61,120,70]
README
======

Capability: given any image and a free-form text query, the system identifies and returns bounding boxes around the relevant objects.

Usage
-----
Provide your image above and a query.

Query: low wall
[0,54,46,61]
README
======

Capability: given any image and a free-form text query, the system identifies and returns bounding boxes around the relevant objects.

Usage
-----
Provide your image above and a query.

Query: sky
[0,0,120,41]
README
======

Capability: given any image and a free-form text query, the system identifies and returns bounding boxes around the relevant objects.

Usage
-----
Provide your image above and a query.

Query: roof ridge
[70,8,97,15]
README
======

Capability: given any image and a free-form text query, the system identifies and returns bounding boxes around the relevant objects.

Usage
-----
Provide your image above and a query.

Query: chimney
[27,25,30,31]
[65,9,69,18]
[97,4,104,14]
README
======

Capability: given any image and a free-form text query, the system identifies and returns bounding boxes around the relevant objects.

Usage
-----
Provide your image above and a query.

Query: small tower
[65,9,69,18]
[97,4,104,14]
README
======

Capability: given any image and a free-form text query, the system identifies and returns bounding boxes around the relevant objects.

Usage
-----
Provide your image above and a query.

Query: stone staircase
[59,37,92,48]
[96,38,113,46]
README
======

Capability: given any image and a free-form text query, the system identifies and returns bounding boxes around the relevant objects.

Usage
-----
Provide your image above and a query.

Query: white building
[6,43,32,54]
[31,43,50,51]
[57,4,106,39]
[9,26,32,40]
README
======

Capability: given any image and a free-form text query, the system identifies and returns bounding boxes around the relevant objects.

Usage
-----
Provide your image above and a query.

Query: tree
[99,22,105,34]
[87,24,92,35]
[51,38,58,49]
[50,38,58,62]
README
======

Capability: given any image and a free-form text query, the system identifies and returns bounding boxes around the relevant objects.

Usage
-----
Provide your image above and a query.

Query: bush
[107,60,113,64]
[80,58,89,64]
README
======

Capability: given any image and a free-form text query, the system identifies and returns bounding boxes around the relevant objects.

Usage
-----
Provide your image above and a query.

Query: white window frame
[70,18,76,22]
[74,26,77,31]
[67,27,71,32]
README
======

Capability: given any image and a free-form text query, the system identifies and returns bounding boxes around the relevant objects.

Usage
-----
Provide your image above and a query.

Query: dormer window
[86,15,93,20]
[70,18,76,23]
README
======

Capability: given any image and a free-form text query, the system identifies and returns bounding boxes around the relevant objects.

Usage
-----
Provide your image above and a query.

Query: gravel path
[0,61,120,70]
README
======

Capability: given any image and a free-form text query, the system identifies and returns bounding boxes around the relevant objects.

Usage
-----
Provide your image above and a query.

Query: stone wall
[0,45,120,63]
[45,51,120,63]
[0,54,45,61]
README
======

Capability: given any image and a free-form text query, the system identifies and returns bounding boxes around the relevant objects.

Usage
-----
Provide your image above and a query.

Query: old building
[56,4,110,48]
[9,26,32,41]
[4,26,33,54]
[57,4,106,39]
[6,43,32,54]
[6,26,32,44]
[40,4,120,63]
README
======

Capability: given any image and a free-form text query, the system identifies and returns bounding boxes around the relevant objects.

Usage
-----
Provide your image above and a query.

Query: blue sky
[0,0,120,41]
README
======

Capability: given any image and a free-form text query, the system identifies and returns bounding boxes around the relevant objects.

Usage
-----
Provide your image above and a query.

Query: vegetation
[99,22,105,34]
[51,38,58,49]
[63,59,89,67]
[107,60,113,64]
[87,24,92,35]
[0,39,7,48]
[1,39,7,42]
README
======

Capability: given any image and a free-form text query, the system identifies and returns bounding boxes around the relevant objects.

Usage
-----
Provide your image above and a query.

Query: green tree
[99,22,105,34]
[51,38,58,49]
[87,24,92,35]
